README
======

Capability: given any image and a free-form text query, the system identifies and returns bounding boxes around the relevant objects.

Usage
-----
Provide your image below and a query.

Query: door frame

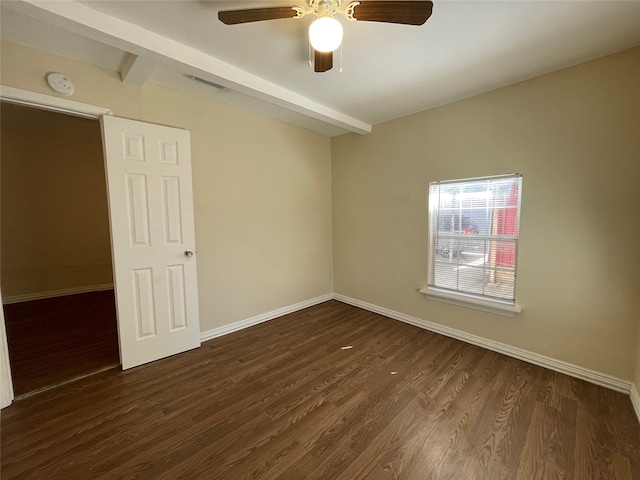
[0,85,112,118]
[0,86,113,408]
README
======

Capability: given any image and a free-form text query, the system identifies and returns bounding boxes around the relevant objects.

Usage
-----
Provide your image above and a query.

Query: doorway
[1,102,120,397]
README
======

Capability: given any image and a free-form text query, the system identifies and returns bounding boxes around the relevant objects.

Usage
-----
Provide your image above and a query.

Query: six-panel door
[102,115,200,369]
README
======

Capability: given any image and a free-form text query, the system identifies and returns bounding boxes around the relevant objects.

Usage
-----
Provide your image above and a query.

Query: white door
[102,116,200,369]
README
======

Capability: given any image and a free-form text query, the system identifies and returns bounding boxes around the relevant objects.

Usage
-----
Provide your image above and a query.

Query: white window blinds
[428,174,523,303]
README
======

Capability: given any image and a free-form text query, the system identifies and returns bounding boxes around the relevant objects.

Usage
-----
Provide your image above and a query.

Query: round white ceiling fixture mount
[46,72,75,95]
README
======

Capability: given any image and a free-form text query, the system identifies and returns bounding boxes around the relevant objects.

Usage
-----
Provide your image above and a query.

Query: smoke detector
[46,72,75,95]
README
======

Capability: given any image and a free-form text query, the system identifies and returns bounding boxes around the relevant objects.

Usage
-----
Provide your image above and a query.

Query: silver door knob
[184,250,194,258]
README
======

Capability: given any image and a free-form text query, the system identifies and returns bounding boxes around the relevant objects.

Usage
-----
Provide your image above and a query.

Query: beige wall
[332,48,640,381]
[1,104,112,298]
[1,40,333,331]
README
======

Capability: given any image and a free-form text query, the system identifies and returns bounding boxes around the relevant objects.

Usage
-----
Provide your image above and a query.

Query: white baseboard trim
[3,284,114,304]
[631,383,640,424]
[334,293,632,394]
[200,293,334,343]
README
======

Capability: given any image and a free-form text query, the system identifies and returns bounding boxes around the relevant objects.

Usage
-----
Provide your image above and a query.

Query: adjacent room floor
[2,300,638,479]
[3,290,120,397]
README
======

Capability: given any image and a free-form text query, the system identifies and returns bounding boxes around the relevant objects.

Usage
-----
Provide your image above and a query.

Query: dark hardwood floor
[3,290,120,397]
[2,300,639,479]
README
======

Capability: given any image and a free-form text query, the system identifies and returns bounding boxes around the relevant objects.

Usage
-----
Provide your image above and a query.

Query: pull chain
[339,42,344,74]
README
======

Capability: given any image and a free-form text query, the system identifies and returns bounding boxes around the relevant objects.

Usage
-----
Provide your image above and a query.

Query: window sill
[419,287,522,317]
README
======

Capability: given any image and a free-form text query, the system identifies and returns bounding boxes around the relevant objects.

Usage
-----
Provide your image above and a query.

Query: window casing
[425,174,523,313]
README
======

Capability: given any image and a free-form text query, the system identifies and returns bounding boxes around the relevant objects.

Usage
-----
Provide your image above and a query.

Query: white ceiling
[2,1,640,136]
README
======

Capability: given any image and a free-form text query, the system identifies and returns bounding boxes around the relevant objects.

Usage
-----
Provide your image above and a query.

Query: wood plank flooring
[2,300,639,479]
[3,290,120,397]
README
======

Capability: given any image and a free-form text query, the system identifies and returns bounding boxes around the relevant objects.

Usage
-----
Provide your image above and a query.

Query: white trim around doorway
[0,85,112,118]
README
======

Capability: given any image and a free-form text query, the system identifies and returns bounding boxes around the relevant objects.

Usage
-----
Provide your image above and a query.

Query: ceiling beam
[7,0,372,135]
[120,54,157,87]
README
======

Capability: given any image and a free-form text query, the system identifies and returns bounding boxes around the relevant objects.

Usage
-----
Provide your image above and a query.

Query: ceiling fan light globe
[309,16,343,53]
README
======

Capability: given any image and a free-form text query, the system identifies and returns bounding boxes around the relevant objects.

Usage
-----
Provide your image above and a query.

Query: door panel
[161,176,183,244]
[102,116,200,369]
[126,173,151,246]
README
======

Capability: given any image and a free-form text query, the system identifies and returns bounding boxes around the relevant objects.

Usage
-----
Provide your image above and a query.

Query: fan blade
[314,50,333,73]
[218,7,297,25]
[351,1,433,25]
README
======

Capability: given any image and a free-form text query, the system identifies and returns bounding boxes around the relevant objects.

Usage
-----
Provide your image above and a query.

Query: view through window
[428,174,523,303]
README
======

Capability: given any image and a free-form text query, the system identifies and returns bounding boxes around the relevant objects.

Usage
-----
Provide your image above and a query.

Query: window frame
[420,173,523,316]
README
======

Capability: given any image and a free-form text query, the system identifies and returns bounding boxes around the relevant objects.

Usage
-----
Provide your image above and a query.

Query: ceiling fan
[218,0,434,73]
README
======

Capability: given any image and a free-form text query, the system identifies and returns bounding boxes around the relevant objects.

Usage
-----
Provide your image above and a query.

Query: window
[422,174,523,314]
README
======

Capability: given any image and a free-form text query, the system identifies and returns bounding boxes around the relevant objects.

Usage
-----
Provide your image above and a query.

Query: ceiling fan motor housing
[315,0,337,18]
